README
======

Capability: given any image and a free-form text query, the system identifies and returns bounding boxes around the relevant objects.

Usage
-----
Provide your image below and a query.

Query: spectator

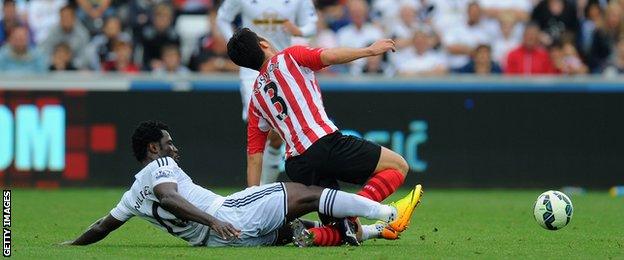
[478,0,532,21]
[127,0,165,42]
[441,1,498,69]
[388,1,420,49]
[318,1,350,32]
[75,0,113,34]
[138,3,180,70]
[153,45,189,75]
[549,41,588,74]
[190,32,238,73]
[371,0,420,36]
[531,0,580,46]
[83,16,131,70]
[394,27,448,76]
[310,9,339,50]
[337,0,384,48]
[604,37,624,74]
[505,23,557,75]
[101,39,140,74]
[27,0,67,44]
[0,26,47,73]
[580,1,604,54]
[492,14,523,67]
[588,2,623,73]
[49,42,77,71]
[0,0,29,46]
[429,0,470,32]
[336,0,384,74]
[454,44,502,74]
[362,53,387,75]
[42,5,90,67]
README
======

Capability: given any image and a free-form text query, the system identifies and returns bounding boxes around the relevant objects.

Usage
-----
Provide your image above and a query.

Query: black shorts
[285,131,381,189]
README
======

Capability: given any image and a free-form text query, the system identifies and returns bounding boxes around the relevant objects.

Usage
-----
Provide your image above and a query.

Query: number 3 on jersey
[264,82,288,120]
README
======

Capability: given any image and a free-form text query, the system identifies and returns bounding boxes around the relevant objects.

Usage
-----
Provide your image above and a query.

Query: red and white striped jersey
[247,46,338,158]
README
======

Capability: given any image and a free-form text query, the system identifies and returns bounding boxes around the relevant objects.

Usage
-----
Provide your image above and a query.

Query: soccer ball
[533,190,574,230]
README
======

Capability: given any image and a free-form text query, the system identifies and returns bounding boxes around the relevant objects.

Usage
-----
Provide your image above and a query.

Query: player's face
[159,130,180,162]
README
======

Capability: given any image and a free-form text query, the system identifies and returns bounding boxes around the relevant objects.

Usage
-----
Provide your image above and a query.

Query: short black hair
[227,28,265,71]
[131,121,169,162]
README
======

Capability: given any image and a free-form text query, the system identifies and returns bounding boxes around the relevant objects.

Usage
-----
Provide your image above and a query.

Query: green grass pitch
[12,188,624,259]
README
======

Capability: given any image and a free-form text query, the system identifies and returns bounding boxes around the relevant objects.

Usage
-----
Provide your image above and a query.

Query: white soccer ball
[533,190,574,230]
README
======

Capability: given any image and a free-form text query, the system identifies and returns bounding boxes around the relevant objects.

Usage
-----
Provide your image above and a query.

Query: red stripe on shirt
[284,55,335,135]
[272,61,319,145]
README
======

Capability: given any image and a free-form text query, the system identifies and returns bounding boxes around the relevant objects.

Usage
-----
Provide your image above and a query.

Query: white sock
[361,223,384,241]
[318,189,395,221]
[260,144,282,185]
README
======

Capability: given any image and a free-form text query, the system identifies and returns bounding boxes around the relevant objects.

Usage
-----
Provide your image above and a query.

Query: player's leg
[321,132,408,202]
[284,182,422,247]
[356,146,409,202]
[282,182,395,224]
[260,130,283,185]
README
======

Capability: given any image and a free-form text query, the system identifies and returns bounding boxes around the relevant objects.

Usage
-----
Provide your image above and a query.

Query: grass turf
[11,188,624,259]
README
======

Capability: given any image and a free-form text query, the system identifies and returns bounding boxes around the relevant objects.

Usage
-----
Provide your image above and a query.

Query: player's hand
[367,39,397,56]
[210,219,241,240]
[283,20,303,37]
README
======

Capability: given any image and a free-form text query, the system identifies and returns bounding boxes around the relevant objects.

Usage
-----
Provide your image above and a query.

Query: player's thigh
[325,133,382,185]
[374,146,409,175]
[217,183,287,237]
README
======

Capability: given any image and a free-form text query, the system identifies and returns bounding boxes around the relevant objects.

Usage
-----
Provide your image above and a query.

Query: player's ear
[259,40,270,50]
[147,142,160,155]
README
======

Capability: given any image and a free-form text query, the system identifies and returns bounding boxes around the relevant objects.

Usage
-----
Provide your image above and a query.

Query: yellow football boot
[388,184,423,232]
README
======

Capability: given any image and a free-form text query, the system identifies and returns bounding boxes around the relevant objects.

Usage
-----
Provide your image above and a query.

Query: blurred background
[0,0,622,191]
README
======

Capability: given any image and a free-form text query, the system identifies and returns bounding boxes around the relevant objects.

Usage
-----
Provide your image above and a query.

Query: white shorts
[206,183,288,247]
[239,67,260,121]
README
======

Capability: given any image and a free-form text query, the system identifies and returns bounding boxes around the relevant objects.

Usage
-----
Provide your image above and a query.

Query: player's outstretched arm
[247,153,263,186]
[62,214,125,245]
[153,182,241,239]
[320,39,396,66]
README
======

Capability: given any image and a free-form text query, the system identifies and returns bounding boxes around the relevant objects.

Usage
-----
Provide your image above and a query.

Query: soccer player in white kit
[62,121,421,247]
[217,0,318,186]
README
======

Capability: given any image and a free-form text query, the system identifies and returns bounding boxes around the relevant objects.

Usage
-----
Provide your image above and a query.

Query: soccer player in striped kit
[227,28,423,246]
[217,0,318,186]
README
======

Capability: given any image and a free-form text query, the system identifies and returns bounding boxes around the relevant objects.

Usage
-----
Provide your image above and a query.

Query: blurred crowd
[1,0,624,76]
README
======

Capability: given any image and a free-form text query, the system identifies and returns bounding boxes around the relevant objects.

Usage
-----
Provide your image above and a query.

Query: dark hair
[161,44,180,56]
[131,121,169,162]
[227,28,265,71]
[3,0,15,7]
[53,42,72,54]
[60,5,75,14]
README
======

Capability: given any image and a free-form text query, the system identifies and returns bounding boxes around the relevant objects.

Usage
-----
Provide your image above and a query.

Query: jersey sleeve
[247,103,270,154]
[109,191,134,222]
[149,157,179,187]
[284,45,327,71]
[295,0,318,37]
[216,0,242,40]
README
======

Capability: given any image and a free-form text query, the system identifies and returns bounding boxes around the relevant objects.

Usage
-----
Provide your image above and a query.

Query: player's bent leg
[374,147,409,176]
[260,130,283,185]
[357,147,408,202]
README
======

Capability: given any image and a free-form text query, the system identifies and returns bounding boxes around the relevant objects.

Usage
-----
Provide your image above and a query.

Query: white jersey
[217,0,318,80]
[109,157,225,246]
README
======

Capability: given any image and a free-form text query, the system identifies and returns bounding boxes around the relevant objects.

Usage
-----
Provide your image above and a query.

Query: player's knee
[395,156,409,176]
